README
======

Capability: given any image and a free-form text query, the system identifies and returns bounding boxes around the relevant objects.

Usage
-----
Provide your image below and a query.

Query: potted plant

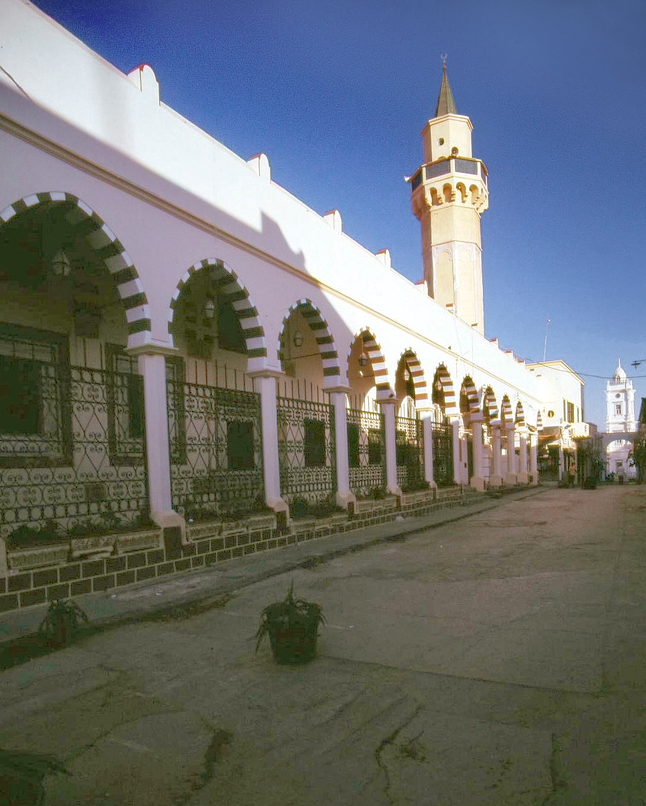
[38,598,89,648]
[255,583,325,665]
[0,748,68,805]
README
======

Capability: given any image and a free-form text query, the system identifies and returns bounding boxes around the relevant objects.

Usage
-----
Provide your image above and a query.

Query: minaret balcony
[409,156,488,192]
[410,159,489,216]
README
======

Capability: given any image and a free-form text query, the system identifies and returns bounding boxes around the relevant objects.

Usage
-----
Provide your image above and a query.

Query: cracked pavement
[1,484,645,804]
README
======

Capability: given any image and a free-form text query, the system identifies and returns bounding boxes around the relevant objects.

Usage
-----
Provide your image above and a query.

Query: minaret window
[425,162,450,181]
[454,159,478,175]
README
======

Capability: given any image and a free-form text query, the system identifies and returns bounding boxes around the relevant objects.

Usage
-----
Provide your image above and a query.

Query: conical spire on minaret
[435,63,458,117]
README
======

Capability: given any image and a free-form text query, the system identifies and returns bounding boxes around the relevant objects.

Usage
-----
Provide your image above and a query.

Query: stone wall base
[0,488,467,616]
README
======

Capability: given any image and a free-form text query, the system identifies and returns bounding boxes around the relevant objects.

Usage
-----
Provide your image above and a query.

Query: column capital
[377,396,399,407]
[324,383,351,395]
[246,367,285,380]
[126,341,179,359]
[246,357,283,375]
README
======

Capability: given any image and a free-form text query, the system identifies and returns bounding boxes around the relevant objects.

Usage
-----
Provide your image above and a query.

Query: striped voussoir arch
[515,401,526,426]
[281,300,340,378]
[434,363,457,413]
[500,396,514,424]
[460,376,480,412]
[169,259,266,358]
[357,330,389,392]
[0,191,150,337]
[482,386,499,419]
[401,350,428,403]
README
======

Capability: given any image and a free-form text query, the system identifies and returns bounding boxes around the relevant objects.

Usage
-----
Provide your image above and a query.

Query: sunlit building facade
[0,0,562,598]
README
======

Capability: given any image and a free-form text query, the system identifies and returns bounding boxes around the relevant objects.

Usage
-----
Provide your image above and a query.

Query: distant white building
[527,360,586,482]
[605,360,637,478]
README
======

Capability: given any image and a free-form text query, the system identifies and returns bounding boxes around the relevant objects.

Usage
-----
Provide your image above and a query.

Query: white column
[490,420,503,488]
[419,410,437,490]
[558,446,564,482]
[518,430,529,484]
[451,417,462,485]
[138,352,172,512]
[470,413,486,491]
[379,397,401,496]
[250,372,288,519]
[127,344,185,543]
[505,424,518,485]
[530,433,538,483]
[327,387,355,509]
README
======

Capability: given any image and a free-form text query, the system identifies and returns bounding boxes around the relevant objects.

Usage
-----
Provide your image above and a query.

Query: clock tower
[606,360,636,433]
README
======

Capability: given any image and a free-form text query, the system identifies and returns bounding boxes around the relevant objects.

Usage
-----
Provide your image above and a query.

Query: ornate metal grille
[167,381,264,518]
[432,422,454,487]
[395,415,424,489]
[347,408,386,497]
[0,363,148,537]
[277,397,335,503]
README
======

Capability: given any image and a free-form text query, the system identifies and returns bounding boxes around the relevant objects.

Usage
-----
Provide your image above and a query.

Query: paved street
[1,484,645,805]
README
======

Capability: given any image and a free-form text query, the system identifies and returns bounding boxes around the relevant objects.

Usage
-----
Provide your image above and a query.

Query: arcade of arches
[0,198,538,542]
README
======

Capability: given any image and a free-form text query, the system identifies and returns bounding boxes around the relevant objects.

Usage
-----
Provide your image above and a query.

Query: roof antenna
[543,318,551,362]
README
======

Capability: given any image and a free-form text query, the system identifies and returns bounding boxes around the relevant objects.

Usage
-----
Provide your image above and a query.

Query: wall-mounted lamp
[51,250,71,278]
[292,330,304,348]
[358,351,368,367]
[203,297,216,319]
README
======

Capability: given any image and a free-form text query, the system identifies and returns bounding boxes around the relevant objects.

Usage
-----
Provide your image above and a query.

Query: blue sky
[28,0,646,428]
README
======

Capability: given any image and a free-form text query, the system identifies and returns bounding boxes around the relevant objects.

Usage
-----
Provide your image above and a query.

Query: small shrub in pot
[255,583,324,665]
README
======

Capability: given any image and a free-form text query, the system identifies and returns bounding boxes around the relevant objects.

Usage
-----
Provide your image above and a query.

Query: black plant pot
[270,623,319,665]
[257,585,324,665]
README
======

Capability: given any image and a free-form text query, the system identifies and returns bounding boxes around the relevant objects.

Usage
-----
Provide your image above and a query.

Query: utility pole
[542,318,551,363]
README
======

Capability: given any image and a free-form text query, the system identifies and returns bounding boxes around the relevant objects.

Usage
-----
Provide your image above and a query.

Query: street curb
[0,486,550,651]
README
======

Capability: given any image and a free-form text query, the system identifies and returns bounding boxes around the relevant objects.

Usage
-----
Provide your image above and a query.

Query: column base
[530,473,539,486]
[469,476,487,492]
[267,497,290,529]
[504,473,518,486]
[517,472,530,484]
[489,475,504,489]
[151,509,187,547]
[335,490,356,510]
[387,485,403,498]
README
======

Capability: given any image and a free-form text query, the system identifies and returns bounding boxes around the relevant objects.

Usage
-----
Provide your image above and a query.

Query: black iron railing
[167,380,263,518]
[277,396,336,504]
[432,422,454,487]
[0,363,148,537]
[347,408,386,497]
[395,415,424,489]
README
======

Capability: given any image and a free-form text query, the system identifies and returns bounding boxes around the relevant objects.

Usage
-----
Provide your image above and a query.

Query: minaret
[606,359,636,433]
[410,65,489,334]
